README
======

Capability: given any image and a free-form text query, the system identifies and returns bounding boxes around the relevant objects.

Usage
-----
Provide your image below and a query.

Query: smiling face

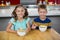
[15,7,25,18]
[38,8,47,17]
[12,4,28,21]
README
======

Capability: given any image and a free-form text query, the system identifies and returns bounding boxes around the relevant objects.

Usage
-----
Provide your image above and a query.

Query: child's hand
[32,24,37,29]
[32,25,36,29]
[25,27,31,33]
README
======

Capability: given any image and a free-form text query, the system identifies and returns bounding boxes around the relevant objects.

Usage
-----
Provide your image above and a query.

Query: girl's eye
[16,10,24,12]
[16,10,20,12]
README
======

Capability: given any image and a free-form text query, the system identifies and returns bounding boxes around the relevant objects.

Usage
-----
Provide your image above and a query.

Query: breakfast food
[18,28,25,32]
[39,25,47,32]
[39,25,47,27]
[17,28,26,36]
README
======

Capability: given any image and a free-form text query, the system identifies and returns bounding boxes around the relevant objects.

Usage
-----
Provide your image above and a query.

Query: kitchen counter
[0,29,60,40]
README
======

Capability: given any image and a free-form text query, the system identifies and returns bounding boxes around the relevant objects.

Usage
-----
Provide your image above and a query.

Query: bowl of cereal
[17,28,26,36]
[39,25,47,32]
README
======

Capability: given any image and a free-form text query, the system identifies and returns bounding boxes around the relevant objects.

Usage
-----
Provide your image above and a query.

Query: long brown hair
[12,4,28,21]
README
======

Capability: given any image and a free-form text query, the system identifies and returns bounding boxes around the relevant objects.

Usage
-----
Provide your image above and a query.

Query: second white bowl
[39,26,47,32]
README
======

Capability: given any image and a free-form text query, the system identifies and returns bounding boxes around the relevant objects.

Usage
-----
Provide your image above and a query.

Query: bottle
[38,0,42,5]
[1,0,4,6]
[43,0,48,5]
[45,0,48,4]
[6,1,10,6]
[43,0,46,5]
[55,0,57,5]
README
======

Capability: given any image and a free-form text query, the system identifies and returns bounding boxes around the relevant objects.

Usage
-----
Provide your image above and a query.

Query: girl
[6,4,30,33]
[32,5,60,40]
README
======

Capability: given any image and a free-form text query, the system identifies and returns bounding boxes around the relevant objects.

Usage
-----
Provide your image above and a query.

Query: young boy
[32,5,51,30]
[31,5,60,40]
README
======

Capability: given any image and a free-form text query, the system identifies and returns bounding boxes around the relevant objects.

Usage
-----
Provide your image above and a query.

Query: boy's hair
[12,4,28,21]
[38,5,47,11]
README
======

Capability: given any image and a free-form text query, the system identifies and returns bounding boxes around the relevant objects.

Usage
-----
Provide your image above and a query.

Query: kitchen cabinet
[0,0,20,5]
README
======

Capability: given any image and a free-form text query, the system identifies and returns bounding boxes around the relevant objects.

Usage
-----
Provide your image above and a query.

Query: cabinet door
[10,0,20,5]
[0,0,1,4]
[0,0,6,4]
[0,0,20,5]
[57,0,60,4]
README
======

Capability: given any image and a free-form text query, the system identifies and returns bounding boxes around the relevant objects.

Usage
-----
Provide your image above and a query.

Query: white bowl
[39,26,47,32]
[17,31,26,36]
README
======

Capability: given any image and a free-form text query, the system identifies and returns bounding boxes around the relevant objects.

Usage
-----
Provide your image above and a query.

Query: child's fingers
[32,27,36,29]
[25,28,29,33]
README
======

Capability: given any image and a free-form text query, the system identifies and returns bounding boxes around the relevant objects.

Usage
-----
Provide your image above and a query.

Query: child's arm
[47,22,52,29]
[6,23,16,33]
[26,22,31,33]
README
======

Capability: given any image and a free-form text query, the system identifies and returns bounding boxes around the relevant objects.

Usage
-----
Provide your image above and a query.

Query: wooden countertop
[0,29,60,40]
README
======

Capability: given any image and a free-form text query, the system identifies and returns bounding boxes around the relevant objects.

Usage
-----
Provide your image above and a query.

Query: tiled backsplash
[0,5,60,17]
[0,6,15,17]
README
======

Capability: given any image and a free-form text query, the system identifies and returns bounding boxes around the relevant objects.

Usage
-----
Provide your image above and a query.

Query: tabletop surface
[0,29,60,40]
